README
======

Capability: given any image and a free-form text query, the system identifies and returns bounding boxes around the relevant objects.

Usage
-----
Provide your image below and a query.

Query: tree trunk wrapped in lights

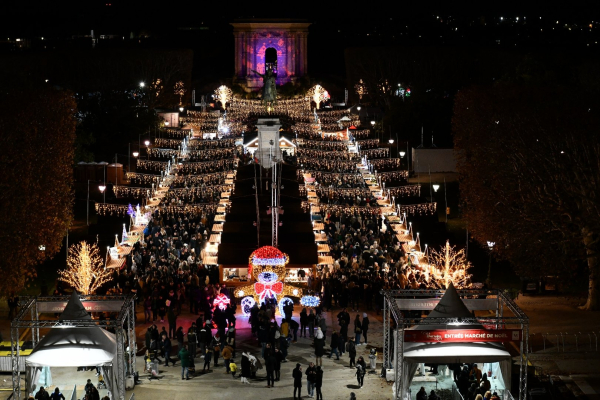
[58,241,113,295]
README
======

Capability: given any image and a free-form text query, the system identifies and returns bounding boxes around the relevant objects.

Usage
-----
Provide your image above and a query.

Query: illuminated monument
[231,19,310,89]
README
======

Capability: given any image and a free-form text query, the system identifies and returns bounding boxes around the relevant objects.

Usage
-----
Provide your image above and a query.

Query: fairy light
[58,241,114,295]
[214,85,233,109]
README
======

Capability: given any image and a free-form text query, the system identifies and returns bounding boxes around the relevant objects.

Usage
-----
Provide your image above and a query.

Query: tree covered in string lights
[428,240,473,289]
[214,85,233,109]
[174,81,186,105]
[58,241,113,295]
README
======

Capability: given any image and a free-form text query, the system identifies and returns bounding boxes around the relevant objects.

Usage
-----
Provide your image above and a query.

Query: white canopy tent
[398,285,512,399]
[383,284,528,400]
[25,292,119,399]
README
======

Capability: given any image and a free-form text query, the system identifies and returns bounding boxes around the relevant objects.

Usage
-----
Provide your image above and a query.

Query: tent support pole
[11,325,20,400]
[383,295,389,369]
[116,328,126,400]
[129,299,137,375]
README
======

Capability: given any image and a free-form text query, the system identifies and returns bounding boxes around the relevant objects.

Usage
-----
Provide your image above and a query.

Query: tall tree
[453,84,600,309]
[0,85,76,295]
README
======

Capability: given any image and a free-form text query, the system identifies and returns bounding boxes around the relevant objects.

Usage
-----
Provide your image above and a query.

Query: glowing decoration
[427,240,473,289]
[214,85,233,109]
[174,81,186,105]
[378,78,392,95]
[58,241,114,295]
[213,293,231,311]
[354,79,368,100]
[234,246,303,313]
[241,296,256,316]
[121,224,128,244]
[300,295,321,307]
[255,281,284,302]
[306,85,329,110]
[279,297,294,317]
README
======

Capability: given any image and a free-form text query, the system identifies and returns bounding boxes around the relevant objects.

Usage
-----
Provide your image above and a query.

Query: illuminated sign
[404,329,522,343]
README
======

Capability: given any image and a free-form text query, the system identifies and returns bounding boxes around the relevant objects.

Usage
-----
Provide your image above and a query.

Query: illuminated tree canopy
[58,241,113,295]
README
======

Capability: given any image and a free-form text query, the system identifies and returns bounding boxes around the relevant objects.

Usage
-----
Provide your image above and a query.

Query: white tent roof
[403,341,511,363]
[404,283,511,362]
[409,283,483,330]
[26,292,117,367]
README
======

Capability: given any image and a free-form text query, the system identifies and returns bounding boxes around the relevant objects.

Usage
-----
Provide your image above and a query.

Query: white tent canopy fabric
[399,284,512,400]
[25,292,118,397]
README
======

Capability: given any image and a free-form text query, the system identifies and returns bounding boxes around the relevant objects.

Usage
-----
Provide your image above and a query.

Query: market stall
[382,284,528,400]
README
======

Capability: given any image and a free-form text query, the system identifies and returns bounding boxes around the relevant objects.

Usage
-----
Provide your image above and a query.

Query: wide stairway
[218,161,317,264]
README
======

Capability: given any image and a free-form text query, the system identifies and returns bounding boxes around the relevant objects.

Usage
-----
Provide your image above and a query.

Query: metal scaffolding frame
[11,294,137,400]
[381,289,529,400]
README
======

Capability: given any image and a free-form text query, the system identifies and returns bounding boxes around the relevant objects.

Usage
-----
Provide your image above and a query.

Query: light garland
[95,203,132,217]
[114,186,153,199]
[398,203,437,216]
[126,172,161,185]
[154,138,183,149]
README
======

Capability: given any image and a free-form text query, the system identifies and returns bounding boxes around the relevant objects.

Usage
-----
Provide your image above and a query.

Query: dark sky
[3,1,600,38]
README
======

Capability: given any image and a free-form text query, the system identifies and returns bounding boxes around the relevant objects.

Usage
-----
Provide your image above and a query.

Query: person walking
[178,344,191,380]
[300,307,308,337]
[34,386,50,400]
[162,333,175,367]
[187,322,197,359]
[265,348,276,388]
[240,352,252,384]
[353,314,362,345]
[202,346,213,372]
[308,309,316,338]
[314,327,325,367]
[315,366,324,400]
[274,347,283,381]
[328,330,340,360]
[347,337,357,367]
[222,344,234,374]
[361,313,370,345]
[306,362,317,398]
[356,356,367,388]
[176,326,185,351]
[49,388,65,400]
[293,363,303,399]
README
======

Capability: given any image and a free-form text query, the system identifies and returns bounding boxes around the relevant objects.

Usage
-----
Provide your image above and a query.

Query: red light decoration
[255,281,284,302]
[213,293,231,311]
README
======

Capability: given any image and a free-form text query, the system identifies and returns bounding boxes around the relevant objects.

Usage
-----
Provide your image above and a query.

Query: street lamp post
[145,140,150,160]
[87,180,91,226]
[388,139,394,158]
[486,241,495,287]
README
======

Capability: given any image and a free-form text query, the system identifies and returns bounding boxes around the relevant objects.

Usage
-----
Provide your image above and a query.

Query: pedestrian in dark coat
[361,313,370,344]
[293,363,303,399]
[202,347,213,372]
[315,366,324,400]
[265,351,276,388]
[346,337,357,367]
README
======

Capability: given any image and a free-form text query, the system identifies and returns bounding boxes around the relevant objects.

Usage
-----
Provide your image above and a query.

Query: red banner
[404,329,522,343]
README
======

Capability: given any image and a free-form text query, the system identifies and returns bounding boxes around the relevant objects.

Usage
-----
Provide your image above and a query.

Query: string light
[213,293,231,311]
[354,79,368,100]
[58,241,114,295]
[214,85,233,109]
